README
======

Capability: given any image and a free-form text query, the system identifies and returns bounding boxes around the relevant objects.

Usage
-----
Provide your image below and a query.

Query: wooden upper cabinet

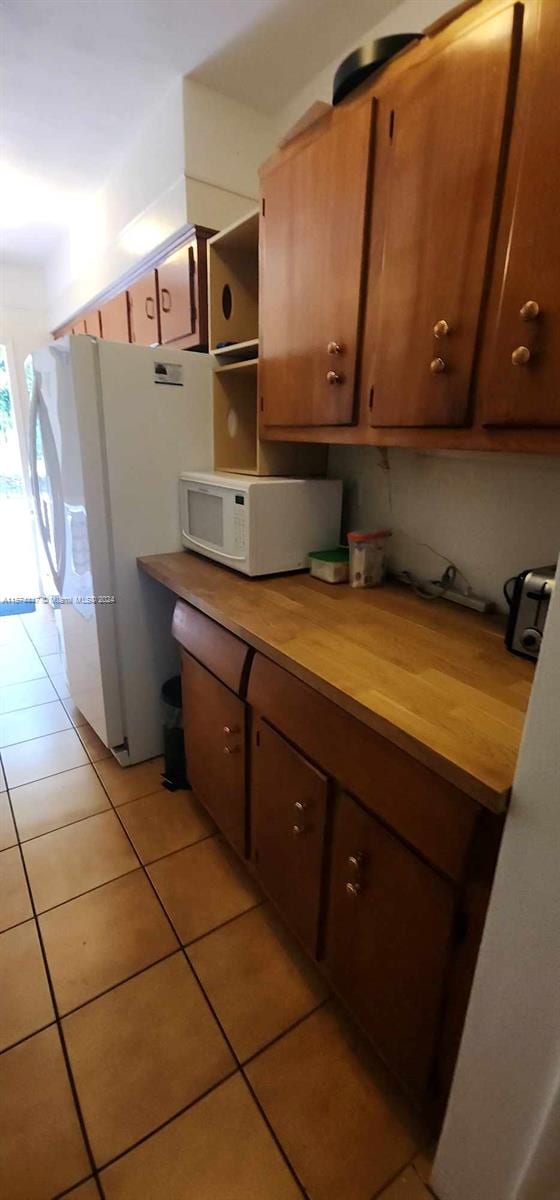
[128,269,160,346]
[158,233,210,349]
[259,98,374,427]
[71,318,87,335]
[325,791,455,1096]
[100,292,130,343]
[362,4,520,428]
[83,309,102,338]
[478,0,560,427]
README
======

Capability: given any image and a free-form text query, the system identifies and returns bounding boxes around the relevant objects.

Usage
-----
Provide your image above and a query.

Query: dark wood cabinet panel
[479,0,560,427]
[252,718,328,955]
[259,98,374,427]
[181,652,246,856]
[361,3,518,428]
[325,791,455,1096]
[128,269,160,346]
[100,292,130,343]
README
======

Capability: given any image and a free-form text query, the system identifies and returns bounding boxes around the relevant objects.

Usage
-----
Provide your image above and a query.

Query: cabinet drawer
[181,652,246,856]
[252,718,327,956]
[325,791,455,1096]
[248,653,477,882]
[172,600,250,695]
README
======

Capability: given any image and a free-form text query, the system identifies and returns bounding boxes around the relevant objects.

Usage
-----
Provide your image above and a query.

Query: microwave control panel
[233,495,247,555]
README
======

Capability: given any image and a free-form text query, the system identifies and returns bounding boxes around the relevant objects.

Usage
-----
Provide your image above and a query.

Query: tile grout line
[87,754,310,1198]
[2,774,107,1198]
[5,725,328,1197]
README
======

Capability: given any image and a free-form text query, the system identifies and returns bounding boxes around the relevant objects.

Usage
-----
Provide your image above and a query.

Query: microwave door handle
[182,531,246,563]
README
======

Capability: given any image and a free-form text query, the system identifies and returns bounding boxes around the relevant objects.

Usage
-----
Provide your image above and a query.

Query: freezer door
[30,340,125,750]
[28,369,66,595]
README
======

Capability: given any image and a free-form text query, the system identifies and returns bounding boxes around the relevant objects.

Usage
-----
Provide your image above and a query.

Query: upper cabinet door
[479,0,560,427]
[362,5,519,428]
[84,309,102,338]
[128,269,160,346]
[158,243,196,345]
[100,293,130,343]
[259,99,374,427]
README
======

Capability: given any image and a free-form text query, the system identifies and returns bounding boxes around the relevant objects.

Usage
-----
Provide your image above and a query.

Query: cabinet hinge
[261,197,266,217]
[368,385,375,411]
[389,109,395,141]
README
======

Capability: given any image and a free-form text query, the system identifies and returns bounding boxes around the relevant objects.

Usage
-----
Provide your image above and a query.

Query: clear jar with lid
[347,530,391,588]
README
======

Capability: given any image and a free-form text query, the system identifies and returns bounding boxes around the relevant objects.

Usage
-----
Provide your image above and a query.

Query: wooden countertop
[138,552,534,811]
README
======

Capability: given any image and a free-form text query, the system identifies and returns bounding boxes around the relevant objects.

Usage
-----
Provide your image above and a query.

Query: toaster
[505,566,556,659]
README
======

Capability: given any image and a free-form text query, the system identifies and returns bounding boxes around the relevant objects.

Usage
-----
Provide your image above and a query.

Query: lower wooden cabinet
[181,651,246,856]
[252,718,327,955]
[325,791,455,1095]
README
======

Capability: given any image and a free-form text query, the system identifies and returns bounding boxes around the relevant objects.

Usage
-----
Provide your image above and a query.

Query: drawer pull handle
[433,319,450,339]
[520,300,539,321]
[348,853,364,870]
[292,823,306,836]
[223,725,239,736]
[161,287,172,313]
[346,881,362,897]
[294,800,307,812]
[327,341,343,355]
[430,357,446,374]
[144,297,155,319]
[223,745,240,755]
[326,370,344,385]
[511,345,531,366]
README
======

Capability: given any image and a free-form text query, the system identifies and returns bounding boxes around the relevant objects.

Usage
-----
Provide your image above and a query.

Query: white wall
[432,557,560,1200]
[46,79,187,329]
[183,79,275,227]
[328,445,560,612]
[46,78,276,331]
[275,0,452,136]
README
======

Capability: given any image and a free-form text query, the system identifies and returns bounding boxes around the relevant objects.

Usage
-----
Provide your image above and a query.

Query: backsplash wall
[327,446,560,613]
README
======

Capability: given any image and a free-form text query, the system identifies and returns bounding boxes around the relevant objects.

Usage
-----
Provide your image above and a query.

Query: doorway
[0,343,39,615]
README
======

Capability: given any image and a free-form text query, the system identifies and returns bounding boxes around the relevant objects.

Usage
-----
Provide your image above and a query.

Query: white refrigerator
[29,336,212,764]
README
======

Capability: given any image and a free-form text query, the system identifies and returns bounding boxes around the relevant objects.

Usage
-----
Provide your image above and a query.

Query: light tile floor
[0,607,435,1199]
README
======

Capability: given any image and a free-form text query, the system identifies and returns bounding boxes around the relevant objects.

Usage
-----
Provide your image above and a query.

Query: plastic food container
[309,547,350,584]
[347,530,391,588]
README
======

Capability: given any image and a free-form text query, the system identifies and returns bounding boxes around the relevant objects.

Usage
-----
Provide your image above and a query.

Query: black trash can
[161,676,189,791]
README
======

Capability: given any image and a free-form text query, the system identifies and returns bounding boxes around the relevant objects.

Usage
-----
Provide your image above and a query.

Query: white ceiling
[0,0,399,265]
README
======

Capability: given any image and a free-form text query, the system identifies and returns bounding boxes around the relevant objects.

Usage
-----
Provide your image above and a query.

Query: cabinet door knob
[430,357,446,374]
[433,319,450,338]
[292,823,306,836]
[346,881,362,897]
[294,800,307,812]
[348,853,364,870]
[223,745,240,755]
[327,341,343,355]
[223,725,239,736]
[326,370,344,385]
[520,300,539,321]
[511,345,531,366]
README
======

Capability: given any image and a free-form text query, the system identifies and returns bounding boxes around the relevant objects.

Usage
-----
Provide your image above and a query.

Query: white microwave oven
[180,471,342,576]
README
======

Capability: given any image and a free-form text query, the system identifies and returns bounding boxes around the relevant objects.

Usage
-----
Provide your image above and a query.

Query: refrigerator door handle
[29,372,67,596]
